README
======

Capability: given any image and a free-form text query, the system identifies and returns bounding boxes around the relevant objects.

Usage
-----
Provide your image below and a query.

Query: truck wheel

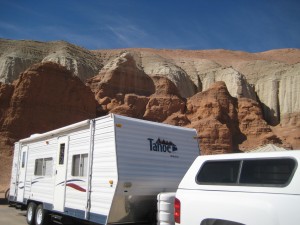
[26,202,37,225]
[35,204,50,225]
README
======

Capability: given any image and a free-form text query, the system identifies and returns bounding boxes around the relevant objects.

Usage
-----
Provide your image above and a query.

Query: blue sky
[0,0,299,52]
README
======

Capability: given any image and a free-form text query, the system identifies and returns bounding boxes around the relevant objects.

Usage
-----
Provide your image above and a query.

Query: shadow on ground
[0,197,8,205]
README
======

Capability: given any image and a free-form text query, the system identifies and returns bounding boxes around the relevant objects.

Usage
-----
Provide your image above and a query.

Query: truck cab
[175,150,300,225]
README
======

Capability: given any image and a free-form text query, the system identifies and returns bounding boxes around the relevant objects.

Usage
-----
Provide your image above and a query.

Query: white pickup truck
[175,150,300,225]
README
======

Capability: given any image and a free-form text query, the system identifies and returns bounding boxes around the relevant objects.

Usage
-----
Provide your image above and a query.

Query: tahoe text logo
[147,138,179,158]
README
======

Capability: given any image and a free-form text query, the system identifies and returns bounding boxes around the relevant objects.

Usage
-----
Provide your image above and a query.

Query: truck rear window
[239,159,296,185]
[196,158,296,187]
[197,160,240,184]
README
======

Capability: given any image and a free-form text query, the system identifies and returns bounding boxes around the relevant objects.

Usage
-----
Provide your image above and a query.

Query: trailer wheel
[35,204,50,225]
[26,202,37,225]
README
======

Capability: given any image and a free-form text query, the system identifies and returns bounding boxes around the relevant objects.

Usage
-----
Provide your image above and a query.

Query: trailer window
[35,159,43,175]
[44,158,53,176]
[197,161,240,184]
[34,158,53,176]
[72,154,88,177]
[240,158,296,186]
[59,143,65,165]
[21,151,26,168]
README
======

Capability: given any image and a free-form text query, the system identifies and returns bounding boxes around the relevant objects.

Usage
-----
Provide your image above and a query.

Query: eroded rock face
[87,64,186,123]
[87,52,155,100]
[1,39,299,191]
[0,56,39,83]
[121,49,299,127]
[1,39,299,129]
[110,94,149,119]
[0,61,97,141]
[0,39,102,83]
[144,96,185,122]
[237,98,283,150]
[185,82,240,154]
[183,82,284,154]
[0,61,97,191]
[85,53,298,152]
[151,75,181,96]
[143,76,186,122]
[141,52,197,98]
[0,82,15,157]
[238,61,300,125]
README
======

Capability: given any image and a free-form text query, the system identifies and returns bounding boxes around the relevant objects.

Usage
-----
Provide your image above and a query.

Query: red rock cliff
[0,62,97,191]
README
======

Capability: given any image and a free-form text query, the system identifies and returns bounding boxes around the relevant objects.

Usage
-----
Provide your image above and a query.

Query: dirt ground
[0,192,152,225]
[0,192,27,225]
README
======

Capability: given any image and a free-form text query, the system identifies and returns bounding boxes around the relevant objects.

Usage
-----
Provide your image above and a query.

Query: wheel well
[27,200,42,207]
[200,218,245,225]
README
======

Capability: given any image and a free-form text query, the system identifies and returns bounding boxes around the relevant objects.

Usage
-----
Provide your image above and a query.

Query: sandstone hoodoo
[185,81,240,154]
[185,82,284,154]
[86,52,156,118]
[143,76,186,122]
[0,61,97,141]
[87,52,155,101]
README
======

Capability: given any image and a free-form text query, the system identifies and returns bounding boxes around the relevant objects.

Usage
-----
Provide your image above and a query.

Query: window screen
[35,159,44,175]
[240,158,296,186]
[72,155,81,176]
[44,158,53,176]
[34,158,53,176]
[72,154,88,177]
[197,161,240,184]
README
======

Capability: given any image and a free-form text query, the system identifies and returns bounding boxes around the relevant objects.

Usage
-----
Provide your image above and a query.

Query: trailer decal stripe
[55,179,86,192]
[66,183,86,192]
[56,179,84,186]
[33,177,44,180]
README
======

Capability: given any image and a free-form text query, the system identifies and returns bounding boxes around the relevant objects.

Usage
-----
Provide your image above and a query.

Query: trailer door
[53,136,69,212]
[16,146,28,203]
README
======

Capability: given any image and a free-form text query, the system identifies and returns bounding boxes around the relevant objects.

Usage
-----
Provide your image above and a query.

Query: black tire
[26,202,37,225]
[5,188,10,204]
[5,188,10,200]
[35,204,50,225]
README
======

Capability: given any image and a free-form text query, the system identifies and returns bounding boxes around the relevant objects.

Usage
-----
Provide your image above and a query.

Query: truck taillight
[174,197,181,224]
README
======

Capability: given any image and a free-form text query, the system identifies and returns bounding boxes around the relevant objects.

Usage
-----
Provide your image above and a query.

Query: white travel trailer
[9,114,200,225]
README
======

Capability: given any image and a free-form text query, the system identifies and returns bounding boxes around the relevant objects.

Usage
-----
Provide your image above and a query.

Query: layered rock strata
[0,39,299,191]
[1,39,299,128]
